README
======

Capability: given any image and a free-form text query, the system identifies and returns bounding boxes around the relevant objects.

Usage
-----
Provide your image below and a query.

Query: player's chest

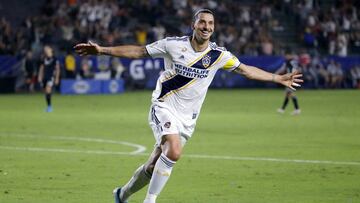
[44,58,55,65]
[168,46,208,67]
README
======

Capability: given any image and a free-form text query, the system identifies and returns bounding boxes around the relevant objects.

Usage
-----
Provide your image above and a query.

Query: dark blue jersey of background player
[276,55,299,75]
[38,45,60,112]
[41,56,59,80]
[38,46,60,87]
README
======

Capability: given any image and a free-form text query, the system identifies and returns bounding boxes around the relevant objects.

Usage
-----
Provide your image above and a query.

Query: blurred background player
[24,50,36,92]
[276,51,301,115]
[37,45,60,112]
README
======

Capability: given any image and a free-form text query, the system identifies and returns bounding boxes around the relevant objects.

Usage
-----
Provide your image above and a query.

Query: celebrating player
[74,9,303,203]
[38,45,60,112]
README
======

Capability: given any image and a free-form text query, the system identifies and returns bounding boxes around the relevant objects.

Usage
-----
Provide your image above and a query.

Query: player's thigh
[148,105,181,146]
[285,88,294,97]
[42,79,53,93]
[45,85,52,93]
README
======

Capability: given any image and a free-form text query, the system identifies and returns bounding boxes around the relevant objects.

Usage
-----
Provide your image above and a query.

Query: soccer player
[38,45,60,112]
[276,51,301,115]
[74,9,303,203]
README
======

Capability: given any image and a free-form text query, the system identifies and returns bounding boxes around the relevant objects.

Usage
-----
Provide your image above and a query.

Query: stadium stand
[0,0,359,92]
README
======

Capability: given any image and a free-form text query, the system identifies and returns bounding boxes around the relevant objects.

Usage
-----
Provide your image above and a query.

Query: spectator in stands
[135,26,148,45]
[65,52,76,78]
[336,32,348,56]
[24,50,36,92]
[303,27,317,48]
[317,61,330,88]
[261,37,274,55]
[311,55,328,88]
[350,65,360,88]
[109,57,124,79]
[0,17,14,54]
[79,56,94,79]
[327,59,344,88]
[152,21,166,41]
[304,62,320,88]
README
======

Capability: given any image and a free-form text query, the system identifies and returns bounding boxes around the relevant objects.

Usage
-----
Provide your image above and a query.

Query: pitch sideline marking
[0,133,359,166]
[0,133,146,154]
[0,145,359,166]
[185,154,360,166]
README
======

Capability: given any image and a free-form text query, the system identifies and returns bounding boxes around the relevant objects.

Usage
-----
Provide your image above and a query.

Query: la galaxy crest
[202,55,211,68]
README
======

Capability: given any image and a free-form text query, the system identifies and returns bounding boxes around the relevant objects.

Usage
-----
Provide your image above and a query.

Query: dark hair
[192,9,214,22]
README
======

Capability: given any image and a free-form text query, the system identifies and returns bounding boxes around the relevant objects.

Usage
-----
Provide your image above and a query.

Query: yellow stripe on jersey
[187,49,212,66]
[223,55,240,70]
[160,73,177,83]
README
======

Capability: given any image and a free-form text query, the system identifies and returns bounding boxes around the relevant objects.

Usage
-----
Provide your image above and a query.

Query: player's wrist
[271,74,276,82]
[272,74,280,83]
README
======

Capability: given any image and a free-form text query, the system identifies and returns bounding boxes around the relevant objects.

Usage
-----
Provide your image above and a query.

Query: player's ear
[191,22,195,30]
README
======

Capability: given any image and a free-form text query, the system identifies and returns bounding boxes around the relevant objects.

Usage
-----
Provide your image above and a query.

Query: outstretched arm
[38,64,44,83]
[54,62,60,85]
[234,64,303,90]
[73,41,149,59]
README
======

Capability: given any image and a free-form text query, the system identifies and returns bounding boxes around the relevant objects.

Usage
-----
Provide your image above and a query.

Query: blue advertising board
[1,55,360,92]
[60,79,124,94]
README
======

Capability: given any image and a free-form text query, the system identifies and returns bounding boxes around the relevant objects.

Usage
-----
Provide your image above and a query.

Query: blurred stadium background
[1,0,360,203]
[0,0,360,92]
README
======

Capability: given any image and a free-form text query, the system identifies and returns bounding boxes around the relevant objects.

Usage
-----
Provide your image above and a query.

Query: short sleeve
[145,38,168,58]
[221,51,241,72]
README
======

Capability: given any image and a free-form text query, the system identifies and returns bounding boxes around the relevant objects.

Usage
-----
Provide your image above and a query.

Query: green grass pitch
[0,89,359,203]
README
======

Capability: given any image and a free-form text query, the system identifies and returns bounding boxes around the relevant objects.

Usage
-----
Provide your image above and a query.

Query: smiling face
[192,12,215,43]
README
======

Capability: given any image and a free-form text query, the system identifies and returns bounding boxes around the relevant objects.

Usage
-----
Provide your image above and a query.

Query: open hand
[73,41,101,56]
[277,70,303,91]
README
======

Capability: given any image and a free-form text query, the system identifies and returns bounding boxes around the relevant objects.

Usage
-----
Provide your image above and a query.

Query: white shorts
[148,104,189,147]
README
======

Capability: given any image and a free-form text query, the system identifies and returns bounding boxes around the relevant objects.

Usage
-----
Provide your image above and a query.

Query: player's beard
[194,29,212,44]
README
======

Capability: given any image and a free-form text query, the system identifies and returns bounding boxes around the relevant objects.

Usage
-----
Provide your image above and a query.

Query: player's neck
[190,36,209,52]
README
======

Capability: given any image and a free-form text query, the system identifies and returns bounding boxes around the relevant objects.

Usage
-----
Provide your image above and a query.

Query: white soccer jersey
[145,36,241,137]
